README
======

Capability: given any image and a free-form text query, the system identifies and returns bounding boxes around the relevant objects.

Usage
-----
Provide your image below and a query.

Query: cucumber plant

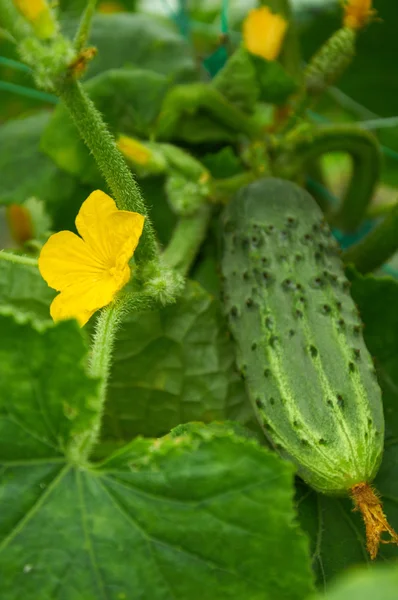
[1,0,398,597]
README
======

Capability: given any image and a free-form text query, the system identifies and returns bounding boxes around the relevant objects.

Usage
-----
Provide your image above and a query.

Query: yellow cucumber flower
[117,135,152,166]
[98,1,124,13]
[6,204,34,245]
[38,190,145,327]
[343,0,375,30]
[243,6,288,61]
[13,0,57,39]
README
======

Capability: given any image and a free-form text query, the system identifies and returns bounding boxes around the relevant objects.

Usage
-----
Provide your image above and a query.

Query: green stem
[275,125,381,232]
[68,299,126,462]
[0,250,38,267]
[343,202,398,274]
[85,300,125,447]
[366,201,398,220]
[74,0,98,52]
[210,172,257,204]
[162,206,212,276]
[260,0,301,79]
[155,83,258,141]
[56,77,158,262]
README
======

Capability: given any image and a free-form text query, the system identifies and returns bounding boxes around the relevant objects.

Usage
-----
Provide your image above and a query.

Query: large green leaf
[140,176,177,246]
[0,315,99,459]
[297,274,398,587]
[41,69,170,185]
[0,112,71,205]
[310,564,398,600]
[104,280,254,441]
[87,13,197,83]
[0,261,54,325]
[0,112,91,230]
[0,313,314,598]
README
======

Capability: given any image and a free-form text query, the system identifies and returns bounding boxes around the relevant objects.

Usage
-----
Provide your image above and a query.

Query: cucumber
[221,178,384,496]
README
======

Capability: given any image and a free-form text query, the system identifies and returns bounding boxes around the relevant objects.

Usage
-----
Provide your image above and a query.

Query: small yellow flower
[98,1,124,13]
[343,0,375,30]
[117,135,152,166]
[243,6,288,61]
[13,0,57,39]
[38,190,145,326]
[6,204,34,245]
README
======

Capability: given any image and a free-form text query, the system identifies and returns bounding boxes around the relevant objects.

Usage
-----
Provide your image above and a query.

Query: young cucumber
[221,179,396,557]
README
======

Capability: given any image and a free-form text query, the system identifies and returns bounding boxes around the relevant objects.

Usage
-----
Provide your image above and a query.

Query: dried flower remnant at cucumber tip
[343,0,376,30]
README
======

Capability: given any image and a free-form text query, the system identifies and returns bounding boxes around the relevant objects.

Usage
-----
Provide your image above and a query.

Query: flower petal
[75,190,118,262]
[38,230,105,292]
[108,211,145,270]
[344,0,373,29]
[49,266,130,327]
[243,7,288,61]
[75,189,145,266]
[50,293,96,327]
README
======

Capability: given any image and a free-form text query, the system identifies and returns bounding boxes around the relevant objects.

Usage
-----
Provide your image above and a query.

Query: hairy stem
[56,77,158,262]
[163,206,212,276]
[260,0,301,79]
[155,83,258,141]
[343,202,398,274]
[85,300,125,447]
[0,250,38,267]
[67,299,126,462]
[74,0,98,52]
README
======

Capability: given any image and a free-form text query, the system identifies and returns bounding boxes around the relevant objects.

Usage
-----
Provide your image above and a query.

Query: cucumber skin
[221,178,384,495]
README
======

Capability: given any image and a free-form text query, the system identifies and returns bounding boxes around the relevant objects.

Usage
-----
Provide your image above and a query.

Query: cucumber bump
[221,178,397,558]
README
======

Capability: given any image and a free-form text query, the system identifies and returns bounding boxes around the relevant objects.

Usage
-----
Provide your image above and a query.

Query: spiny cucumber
[221,178,396,558]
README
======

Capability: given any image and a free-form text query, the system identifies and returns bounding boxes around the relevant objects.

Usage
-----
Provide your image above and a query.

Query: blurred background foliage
[0,0,397,266]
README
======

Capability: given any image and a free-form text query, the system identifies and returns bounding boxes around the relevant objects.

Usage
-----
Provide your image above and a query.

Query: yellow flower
[38,190,145,326]
[117,135,152,166]
[13,0,57,39]
[6,204,34,245]
[243,6,288,61]
[98,1,124,13]
[343,0,375,30]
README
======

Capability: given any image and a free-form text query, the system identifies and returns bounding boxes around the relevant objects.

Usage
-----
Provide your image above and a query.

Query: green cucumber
[221,178,384,496]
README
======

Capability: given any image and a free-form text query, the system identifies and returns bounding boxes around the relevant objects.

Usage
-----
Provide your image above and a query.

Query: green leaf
[0,314,98,460]
[87,13,197,82]
[297,274,398,587]
[201,147,244,179]
[0,113,71,205]
[0,398,314,598]
[213,47,260,114]
[0,261,54,325]
[311,564,398,600]
[0,112,92,230]
[140,176,178,247]
[41,69,171,185]
[104,281,255,442]
[250,56,298,105]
